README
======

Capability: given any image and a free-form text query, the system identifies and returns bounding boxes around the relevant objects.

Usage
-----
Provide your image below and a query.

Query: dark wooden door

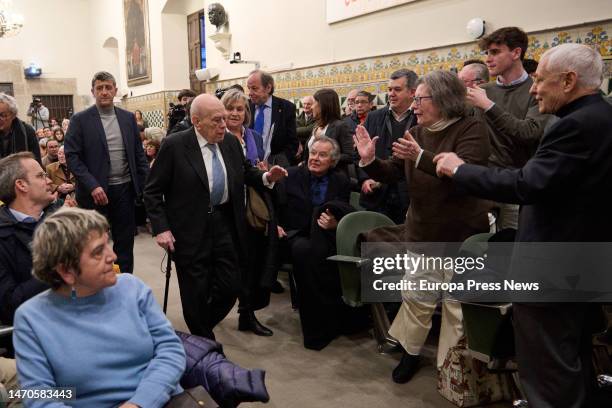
[187,10,204,93]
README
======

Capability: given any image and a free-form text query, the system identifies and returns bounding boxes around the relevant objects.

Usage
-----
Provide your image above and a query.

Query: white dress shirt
[195,129,229,204]
[195,129,275,204]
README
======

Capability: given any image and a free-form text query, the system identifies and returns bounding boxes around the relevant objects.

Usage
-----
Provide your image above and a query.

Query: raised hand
[265,165,288,183]
[353,125,378,164]
[466,86,494,110]
[392,131,422,161]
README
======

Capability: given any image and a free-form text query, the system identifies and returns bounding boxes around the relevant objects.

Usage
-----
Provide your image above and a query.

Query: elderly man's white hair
[541,43,603,90]
[0,93,18,115]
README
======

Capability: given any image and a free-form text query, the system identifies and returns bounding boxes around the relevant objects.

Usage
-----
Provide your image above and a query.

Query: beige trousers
[0,357,21,407]
[389,299,463,368]
[389,261,463,368]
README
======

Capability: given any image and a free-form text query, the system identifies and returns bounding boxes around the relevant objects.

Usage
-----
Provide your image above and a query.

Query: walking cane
[163,250,172,315]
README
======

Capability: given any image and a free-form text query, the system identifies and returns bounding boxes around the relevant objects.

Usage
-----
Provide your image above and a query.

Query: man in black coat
[64,71,149,274]
[278,137,361,350]
[0,152,58,355]
[247,70,298,168]
[435,43,612,408]
[358,69,417,224]
[144,94,287,340]
[0,94,41,163]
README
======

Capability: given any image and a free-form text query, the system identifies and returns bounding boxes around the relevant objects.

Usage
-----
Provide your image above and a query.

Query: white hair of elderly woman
[541,43,604,90]
[143,127,165,143]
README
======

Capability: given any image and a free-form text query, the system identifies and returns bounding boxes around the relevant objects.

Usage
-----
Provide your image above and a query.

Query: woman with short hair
[355,70,491,383]
[13,207,186,407]
[220,88,276,337]
[221,88,264,165]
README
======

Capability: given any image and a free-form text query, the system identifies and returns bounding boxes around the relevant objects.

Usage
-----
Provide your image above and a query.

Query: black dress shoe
[270,280,285,294]
[238,312,273,336]
[392,353,420,384]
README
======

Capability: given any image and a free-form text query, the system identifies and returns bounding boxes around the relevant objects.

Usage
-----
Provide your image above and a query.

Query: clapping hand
[353,125,378,164]
[392,131,422,161]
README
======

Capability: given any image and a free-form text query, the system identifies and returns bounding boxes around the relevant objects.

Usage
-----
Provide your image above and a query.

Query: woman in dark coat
[221,89,276,337]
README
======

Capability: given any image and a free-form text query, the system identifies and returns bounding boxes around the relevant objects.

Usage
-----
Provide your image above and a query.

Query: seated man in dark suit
[0,152,58,354]
[278,137,363,350]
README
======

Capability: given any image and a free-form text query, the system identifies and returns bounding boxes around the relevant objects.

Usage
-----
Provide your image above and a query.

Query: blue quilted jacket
[177,331,270,408]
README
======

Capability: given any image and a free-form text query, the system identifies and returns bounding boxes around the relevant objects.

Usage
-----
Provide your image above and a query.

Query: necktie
[254,104,266,135]
[206,144,225,206]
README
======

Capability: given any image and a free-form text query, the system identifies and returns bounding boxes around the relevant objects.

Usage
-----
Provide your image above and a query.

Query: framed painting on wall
[124,0,152,86]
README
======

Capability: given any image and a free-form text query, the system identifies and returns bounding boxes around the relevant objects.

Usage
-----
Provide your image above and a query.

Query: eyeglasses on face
[412,96,433,106]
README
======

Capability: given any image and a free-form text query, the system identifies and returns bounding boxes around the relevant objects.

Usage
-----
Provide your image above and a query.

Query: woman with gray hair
[0,93,41,162]
[12,207,186,407]
[354,69,491,383]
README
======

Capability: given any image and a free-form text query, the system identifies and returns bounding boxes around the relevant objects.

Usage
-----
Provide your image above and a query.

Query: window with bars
[32,94,74,122]
[0,83,14,96]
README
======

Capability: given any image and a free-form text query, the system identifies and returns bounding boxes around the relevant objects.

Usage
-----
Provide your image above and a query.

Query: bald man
[144,94,287,339]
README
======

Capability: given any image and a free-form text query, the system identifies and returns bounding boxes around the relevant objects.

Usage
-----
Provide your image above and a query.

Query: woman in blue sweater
[13,207,186,408]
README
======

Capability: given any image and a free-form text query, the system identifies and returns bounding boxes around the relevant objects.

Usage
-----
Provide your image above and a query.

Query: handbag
[164,386,219,408]
[438,338,512,407]
[245,187,270,231]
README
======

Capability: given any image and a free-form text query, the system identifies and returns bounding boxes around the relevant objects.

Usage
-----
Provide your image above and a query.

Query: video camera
[168,102,186,122]
[30,97,42,109]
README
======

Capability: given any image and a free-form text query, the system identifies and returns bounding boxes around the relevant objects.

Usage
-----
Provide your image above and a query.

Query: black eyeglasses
[412,96,433,106]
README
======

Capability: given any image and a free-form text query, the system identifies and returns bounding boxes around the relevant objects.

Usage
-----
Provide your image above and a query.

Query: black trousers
[513,303,600,408]
[237,226,271,314]
[95,182,135,274]
[174,206,240,340]
[289,226,366,349]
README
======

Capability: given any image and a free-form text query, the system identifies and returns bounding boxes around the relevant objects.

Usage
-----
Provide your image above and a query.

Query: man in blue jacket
[65,71,149,274]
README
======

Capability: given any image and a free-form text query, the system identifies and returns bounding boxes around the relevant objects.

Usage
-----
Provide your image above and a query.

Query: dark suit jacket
[64,105,148,208]
[455,93,612,242]
[278,165,351,235]
[143,128,265,259]
[249,96,298,167]
[0,119,41,163]
[296,112,316,143]
[359,105,416,209]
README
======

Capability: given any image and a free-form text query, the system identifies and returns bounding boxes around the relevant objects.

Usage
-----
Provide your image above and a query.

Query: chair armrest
[327,255,370,268]
[0,326,13,337]
[456,301,513,315]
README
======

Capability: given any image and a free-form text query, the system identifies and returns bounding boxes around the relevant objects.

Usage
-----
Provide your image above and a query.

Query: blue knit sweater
[13,273,186,407]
